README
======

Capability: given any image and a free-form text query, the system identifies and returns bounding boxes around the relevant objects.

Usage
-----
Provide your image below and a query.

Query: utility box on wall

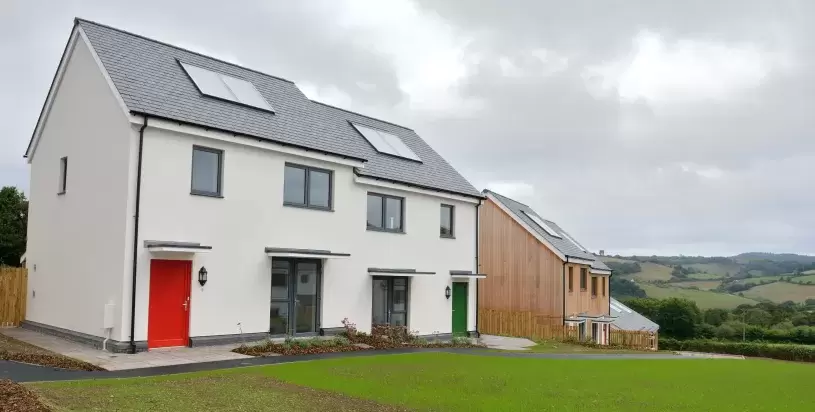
[103,303,115,329]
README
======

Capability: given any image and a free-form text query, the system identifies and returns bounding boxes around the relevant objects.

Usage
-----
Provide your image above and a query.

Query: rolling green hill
[603,252,815,308]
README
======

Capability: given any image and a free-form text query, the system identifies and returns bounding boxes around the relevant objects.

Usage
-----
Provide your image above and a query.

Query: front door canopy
[449,270,487,280]
[368,268,435,277]
[145,240,212,254]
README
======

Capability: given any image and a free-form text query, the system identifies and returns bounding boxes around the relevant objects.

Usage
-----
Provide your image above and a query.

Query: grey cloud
[2,0,813,256]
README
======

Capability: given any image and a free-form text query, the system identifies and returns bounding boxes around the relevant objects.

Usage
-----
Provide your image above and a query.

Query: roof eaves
[354,169,485,200]
[74,17,296,85]
[131,110,368,163]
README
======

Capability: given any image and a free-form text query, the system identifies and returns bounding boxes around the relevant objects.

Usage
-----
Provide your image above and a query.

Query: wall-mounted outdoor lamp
[445,285,452,300]
[198,266,208,287]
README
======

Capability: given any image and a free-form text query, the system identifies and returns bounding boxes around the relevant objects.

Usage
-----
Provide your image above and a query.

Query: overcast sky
[2,0,813,256]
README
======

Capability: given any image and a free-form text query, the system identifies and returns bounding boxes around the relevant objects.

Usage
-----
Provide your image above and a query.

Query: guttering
[129,111,368,164]
[129,115,148,353]
[353,170,485,200]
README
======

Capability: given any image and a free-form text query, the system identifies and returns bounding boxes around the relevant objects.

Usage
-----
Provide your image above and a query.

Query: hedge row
[660,338,815,362]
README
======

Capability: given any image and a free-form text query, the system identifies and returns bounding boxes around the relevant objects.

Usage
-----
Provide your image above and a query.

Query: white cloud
[485,181,535,199]
[585,29,792,105]
[332,0,484,115]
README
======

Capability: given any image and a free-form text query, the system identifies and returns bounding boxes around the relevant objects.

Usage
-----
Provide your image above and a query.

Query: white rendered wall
[131,125,478,340]
[25,36,133,339]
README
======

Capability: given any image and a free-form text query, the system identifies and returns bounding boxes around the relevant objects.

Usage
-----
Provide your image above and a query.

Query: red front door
[148,259,192,348]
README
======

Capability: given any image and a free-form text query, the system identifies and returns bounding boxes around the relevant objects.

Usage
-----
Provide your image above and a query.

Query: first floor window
[568,267,574,292]
[440,204,454,237]
[602,277,606,296]
[283,163,332,209]
[591,276,598,297]
[580,268,587,290]
[367,193,404,232]
[191,146,223,196]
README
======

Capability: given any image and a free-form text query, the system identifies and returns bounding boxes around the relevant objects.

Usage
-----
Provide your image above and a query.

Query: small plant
[330,336,350,346]
[451,336,471,346]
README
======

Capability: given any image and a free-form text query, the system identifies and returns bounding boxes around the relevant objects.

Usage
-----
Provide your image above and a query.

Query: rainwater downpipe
[129,115,148,354]
[474,198,481,336]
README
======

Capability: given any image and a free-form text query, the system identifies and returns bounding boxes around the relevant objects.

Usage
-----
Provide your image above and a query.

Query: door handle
[183,297,189,311]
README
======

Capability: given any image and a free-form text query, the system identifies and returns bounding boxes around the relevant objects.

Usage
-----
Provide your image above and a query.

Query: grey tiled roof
[610,298,660,332]
[77,19,481,198]
[484,189,603,264]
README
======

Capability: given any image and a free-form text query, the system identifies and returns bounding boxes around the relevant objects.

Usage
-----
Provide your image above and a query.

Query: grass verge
[31,352,815,411]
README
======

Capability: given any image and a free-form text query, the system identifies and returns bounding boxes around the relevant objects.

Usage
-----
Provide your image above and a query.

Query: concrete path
[1,328,252,370]
[478,334,536,350]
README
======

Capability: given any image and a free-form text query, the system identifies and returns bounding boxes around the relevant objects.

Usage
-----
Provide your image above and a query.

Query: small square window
[440,204,454,238]
[367,193,404,233]
[191,146,223,197]
[283,163,332,210]
[58,156,67,194]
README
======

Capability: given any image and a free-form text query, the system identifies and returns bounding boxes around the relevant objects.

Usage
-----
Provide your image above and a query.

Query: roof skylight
[352,123,421,162]
[180,62,273,112]
[522,211,562,238]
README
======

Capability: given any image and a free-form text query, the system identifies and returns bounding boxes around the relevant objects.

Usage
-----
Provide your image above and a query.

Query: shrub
[659,338,815,362]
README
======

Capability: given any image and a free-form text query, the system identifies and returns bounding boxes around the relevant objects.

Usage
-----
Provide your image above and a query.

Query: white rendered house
[23,19,485,352]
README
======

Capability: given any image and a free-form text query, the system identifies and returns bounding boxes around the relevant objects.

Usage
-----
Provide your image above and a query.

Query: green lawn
[513,341,648,354]
[640,283,758,309]
[686,262,741,277]
[31,353,815,412]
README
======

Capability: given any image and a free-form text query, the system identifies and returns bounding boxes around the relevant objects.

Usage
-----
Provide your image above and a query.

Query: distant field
[733,276,780,286]
[628,262,673,282]
[639,283,758,309]
[673,280,722,291]
[743,282,815,303]
[805,269,815,274]
[687,272,725,280]
[686,263,741,277]
[600,256,636,264]
[790,274,815,284]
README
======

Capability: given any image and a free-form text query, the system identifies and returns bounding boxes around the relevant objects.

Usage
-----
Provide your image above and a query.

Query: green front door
[452,282,468,336]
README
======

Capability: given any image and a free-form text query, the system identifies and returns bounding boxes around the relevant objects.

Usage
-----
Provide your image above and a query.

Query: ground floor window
[371,277,408,326]
[270,259,321,335]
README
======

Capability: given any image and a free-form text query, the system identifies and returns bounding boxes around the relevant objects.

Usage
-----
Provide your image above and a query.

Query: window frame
[580,268,587,291]
[591,276,598,298]
[283,163,334,211]
[568,267,574,293]
[190,145,225,198]
[366,192,405,233]
[58,156,68,195]
[440,204,455,238]
[602,277,606,297]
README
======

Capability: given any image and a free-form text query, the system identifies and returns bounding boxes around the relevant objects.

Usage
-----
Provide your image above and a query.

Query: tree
[609,276,646,299]
[0,186,28,266]
[657,298,701,339]
[703,308,729,326]
[624,298,661,322]
[743,308,773,328]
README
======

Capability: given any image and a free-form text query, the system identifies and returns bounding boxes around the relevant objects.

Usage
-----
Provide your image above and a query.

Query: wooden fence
[478,308,658,350]
[0,267,27,327]
[609,329,659,350]
[479,309,579,341]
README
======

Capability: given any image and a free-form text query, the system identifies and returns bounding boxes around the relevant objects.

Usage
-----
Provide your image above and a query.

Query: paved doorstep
[0,328,252,370]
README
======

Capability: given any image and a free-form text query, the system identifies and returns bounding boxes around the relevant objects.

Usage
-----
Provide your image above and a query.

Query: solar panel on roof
[522,211,562,238]
[180,62,273,112]
[352,123,421,162]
